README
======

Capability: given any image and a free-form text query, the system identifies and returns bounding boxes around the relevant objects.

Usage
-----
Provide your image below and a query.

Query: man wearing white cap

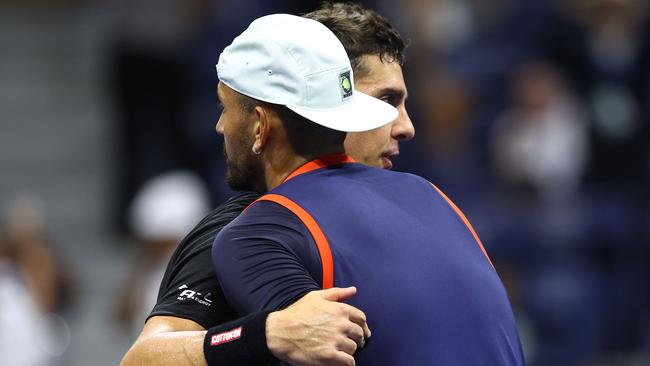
[212,12,523,366]
[122,4,417,366]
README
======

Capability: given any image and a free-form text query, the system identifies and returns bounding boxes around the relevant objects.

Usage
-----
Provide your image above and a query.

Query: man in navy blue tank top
[213,13,525,365]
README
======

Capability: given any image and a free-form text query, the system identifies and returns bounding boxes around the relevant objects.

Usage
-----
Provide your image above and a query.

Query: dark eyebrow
[375,87,407,101]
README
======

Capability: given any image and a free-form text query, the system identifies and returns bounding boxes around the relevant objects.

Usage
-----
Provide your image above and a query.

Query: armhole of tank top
[428,183,496,270]
[249,194,334,289]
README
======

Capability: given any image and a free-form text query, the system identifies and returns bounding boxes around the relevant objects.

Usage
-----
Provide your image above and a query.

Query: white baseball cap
[129,171,210,241]
[216,14,398,132]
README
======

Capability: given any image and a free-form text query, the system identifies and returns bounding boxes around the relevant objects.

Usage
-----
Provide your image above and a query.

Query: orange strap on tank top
[254,194,334,289]
[431,184,495,270]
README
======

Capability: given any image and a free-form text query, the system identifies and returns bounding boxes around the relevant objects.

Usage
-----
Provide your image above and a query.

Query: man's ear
[253,105,271,153]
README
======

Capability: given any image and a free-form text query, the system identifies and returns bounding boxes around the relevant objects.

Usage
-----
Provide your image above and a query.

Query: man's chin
[355,156,388,169]
[226,174,254,192]
[226,166,263,193]
[381,156,393,170]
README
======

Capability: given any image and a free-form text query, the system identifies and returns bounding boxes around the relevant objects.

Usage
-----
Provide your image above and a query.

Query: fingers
[341,303,371,339]
[318,286,357,302]
[330,351,356,366]
[338,336,359,356]
[344,322,366,350]
[314,287,370,338]
[320,288,372,340]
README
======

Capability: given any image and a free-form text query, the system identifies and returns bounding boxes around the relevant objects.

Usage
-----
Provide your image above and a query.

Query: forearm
[121,330,207,366]
[122,313,273,366]
[122,289,370,366]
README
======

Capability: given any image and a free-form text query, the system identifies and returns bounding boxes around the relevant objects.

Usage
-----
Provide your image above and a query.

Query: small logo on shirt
[339,71,353,99]
[210,326,242,346]
[176,284,212,307]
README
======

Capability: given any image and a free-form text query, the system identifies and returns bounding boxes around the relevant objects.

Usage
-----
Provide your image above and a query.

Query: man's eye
[380,95,396,106]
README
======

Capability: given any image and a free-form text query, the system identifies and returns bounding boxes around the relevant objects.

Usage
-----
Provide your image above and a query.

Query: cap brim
[286,90,398,132]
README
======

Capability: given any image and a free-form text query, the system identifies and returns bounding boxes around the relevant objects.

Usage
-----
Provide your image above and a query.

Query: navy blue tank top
[215,154,525,365]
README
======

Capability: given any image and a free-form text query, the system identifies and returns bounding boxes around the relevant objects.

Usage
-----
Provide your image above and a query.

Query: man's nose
[391,108,415,141]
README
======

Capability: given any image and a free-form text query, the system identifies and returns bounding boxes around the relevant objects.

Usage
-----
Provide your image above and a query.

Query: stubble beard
[224,139,261,193]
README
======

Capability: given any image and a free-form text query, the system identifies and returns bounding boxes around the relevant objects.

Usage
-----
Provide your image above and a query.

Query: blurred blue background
[0,0,648,365]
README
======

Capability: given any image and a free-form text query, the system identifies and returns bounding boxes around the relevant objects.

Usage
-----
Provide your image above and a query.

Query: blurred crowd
[0,195,74,365]
[391,1,650,365]
[2,0,649,365]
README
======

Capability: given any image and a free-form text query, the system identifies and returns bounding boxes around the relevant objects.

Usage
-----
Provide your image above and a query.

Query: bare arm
[121,316,207,366]
[121,287,370,366]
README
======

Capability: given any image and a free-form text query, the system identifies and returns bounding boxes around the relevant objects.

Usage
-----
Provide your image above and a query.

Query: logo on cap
[339,71,353,99]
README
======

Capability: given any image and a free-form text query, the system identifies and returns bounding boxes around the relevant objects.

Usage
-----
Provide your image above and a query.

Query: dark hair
[303,2,406,77]
[237,93,345,157]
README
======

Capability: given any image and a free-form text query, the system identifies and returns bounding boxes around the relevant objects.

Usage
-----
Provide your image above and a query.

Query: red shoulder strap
[254,194,334,289]
[431,184,495,270]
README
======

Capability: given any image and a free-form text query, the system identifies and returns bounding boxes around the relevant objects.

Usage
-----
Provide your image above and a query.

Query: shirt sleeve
[212,200,323,316]
[147,192,259,329]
